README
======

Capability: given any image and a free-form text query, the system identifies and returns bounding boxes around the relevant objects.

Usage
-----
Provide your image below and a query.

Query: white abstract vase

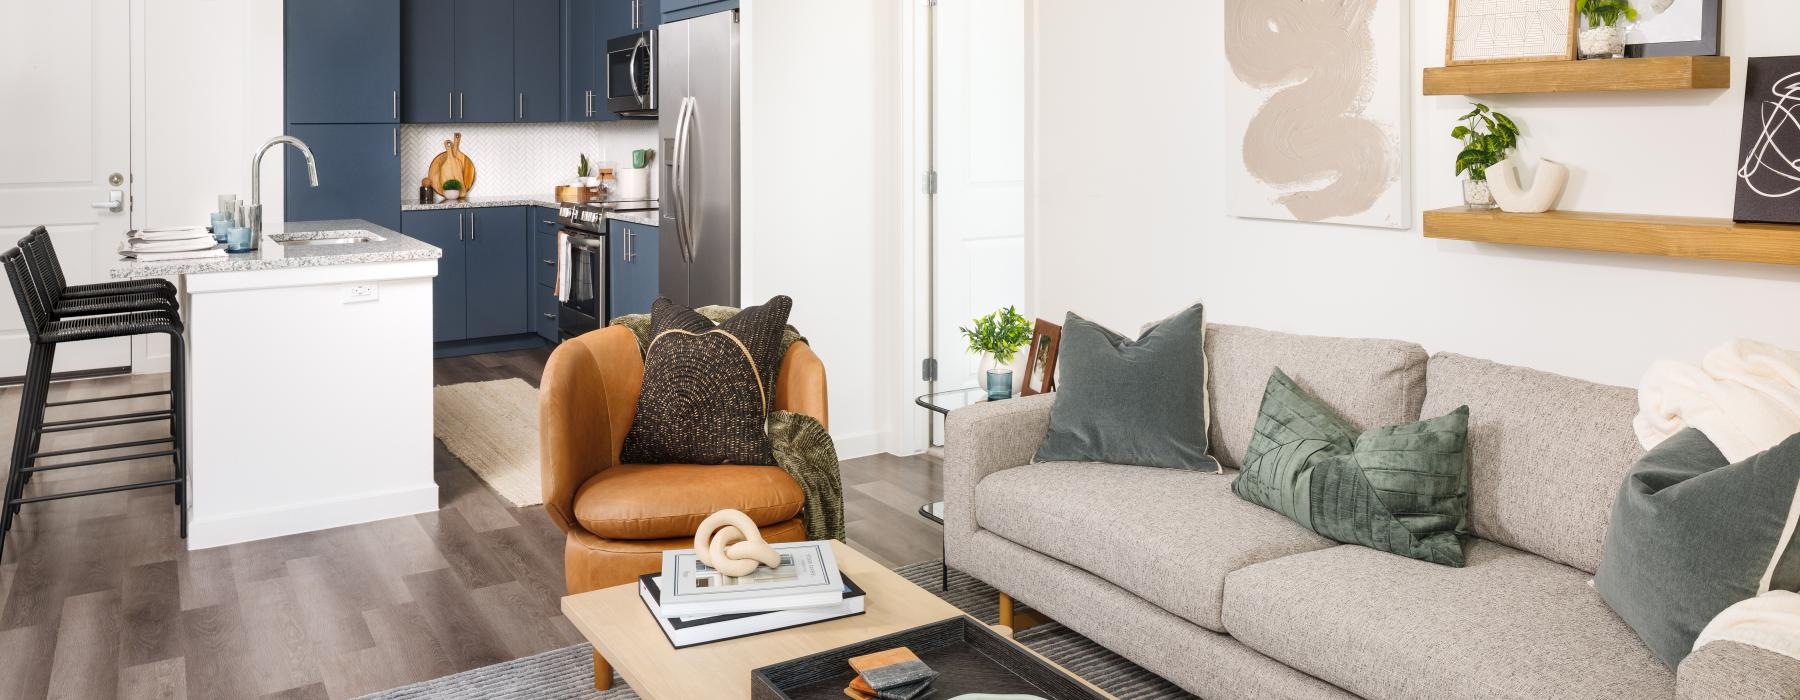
[1487,158,1570,214]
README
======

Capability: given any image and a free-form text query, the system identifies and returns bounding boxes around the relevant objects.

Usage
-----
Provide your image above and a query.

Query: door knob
[90,190,123,212]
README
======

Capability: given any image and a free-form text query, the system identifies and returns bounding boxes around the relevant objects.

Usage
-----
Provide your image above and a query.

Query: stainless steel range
[555,203,609,340]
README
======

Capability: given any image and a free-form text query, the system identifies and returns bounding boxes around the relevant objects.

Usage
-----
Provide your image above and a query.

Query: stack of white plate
[120,227,228,261]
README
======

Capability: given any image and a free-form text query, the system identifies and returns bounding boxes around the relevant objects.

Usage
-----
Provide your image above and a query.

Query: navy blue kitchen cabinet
[463,207,530,338]
[401,0,519,123]
[608,219,658,317]
[401,209,470,342]
[660,0,734,23]
[514,0,564,122]
[401,0,457,122]
[283,124,401,232]
[535,284,560,342]
[456,0,517,122]
[564,0,632,121]
[286,0,400,124]
[633,0,661,29]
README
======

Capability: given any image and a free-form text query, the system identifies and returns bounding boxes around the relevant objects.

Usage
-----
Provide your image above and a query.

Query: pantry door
[0,0,136,379]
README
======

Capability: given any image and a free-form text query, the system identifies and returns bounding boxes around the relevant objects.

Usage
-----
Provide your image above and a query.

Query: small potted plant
[442,179,463,201]
[576,154,599,188]
[960,306,1032,398]
[1452,102,1519,210]
[1577,0,1638,59]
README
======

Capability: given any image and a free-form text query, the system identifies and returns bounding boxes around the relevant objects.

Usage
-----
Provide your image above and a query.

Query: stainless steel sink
[272,231,384,246]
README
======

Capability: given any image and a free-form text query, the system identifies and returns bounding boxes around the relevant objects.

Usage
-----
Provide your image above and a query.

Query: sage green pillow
[1232,369,1471,566]
[1032,304,1218,472]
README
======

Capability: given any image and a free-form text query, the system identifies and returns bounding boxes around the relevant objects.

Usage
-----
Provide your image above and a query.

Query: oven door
[558,231,607,338]
[605,31,656,116]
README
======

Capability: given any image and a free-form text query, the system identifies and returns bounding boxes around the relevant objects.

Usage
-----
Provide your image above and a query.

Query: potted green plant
[961,306,1032,396]
[576,154,598,188]
[1452,103,1520,210]
[442,178,464,201]
[1576,0,1638,59]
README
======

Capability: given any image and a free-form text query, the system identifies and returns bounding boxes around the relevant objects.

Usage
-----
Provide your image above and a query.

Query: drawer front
[534,285,559,342]
[535,231,558,288]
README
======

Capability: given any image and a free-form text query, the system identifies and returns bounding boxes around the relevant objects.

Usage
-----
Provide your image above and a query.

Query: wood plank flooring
[0,348,942,699]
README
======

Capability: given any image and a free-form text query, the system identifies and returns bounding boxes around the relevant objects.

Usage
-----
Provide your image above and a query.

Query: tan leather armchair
[539,325,829,596]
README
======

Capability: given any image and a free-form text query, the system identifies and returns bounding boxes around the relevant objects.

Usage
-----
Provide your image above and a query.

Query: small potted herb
[576,154,598,188]
[442,179,463,201]
[1577,0,1638,59]
[961,306,1032,398]
[1452,103,1519,210]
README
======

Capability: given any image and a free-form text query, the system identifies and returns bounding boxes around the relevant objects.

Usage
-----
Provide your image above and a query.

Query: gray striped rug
[359,562,1192,699]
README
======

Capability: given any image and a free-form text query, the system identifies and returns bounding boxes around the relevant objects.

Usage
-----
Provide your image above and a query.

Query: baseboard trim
[832,431,885,460]
[187,482,440,550]
[433,335,549,359]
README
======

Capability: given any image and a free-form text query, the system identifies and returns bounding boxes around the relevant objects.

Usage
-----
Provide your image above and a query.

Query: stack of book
[120,227,227,262]
[639,540,864,648]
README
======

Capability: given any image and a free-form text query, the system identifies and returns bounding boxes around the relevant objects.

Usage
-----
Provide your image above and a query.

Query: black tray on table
[750,615,1106,700]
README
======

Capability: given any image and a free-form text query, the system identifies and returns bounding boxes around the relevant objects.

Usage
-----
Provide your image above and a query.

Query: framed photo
[1732,56,1800,224]
[1019,319,1061,397]
[1446,0,1577,66]
[1625,0,1721,58]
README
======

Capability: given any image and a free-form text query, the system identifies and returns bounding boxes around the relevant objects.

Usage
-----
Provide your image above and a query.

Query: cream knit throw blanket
[1634,338,1800,462]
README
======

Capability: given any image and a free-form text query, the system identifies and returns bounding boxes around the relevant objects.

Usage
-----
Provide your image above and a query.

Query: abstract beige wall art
[1224,0,1410,229]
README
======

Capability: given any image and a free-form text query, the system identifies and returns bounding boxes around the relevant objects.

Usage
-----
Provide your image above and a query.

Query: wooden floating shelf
[1422,208,1800,266]
[1423,56,1731,95]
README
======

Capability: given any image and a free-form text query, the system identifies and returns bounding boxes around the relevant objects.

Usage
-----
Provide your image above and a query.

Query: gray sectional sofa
[945,323,1800,699]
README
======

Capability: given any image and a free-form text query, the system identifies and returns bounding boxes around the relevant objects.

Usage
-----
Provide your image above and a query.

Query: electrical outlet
[341,283,379,303]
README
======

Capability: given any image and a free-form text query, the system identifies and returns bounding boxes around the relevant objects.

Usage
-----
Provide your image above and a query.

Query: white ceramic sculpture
[693,509,783,577]
[1487,158,1570,214]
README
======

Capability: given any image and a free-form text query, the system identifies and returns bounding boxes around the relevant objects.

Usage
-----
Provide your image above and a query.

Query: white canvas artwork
[1223,0,1411,229]
[1629,0,1703,44]
[1448,0,1575,64]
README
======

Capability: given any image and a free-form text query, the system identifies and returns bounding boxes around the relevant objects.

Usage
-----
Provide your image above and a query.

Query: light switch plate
[341,282,379,303]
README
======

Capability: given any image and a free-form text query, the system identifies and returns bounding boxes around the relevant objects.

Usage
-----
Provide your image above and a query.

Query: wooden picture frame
[1019,319,1061,397]
[1445,0,1577,66]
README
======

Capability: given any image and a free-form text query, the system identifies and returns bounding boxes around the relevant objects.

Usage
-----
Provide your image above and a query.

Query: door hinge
[923,170,938,195]
[922,357,938,382]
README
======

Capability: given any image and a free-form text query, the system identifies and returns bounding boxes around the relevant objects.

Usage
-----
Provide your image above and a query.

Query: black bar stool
[0,244,188,562]
[23,226,177,301]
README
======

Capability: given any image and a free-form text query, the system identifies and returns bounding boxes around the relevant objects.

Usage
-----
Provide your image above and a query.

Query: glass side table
[914,387,990,590]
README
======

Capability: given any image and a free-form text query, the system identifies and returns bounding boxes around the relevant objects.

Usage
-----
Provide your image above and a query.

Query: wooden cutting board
[428,133,477,195]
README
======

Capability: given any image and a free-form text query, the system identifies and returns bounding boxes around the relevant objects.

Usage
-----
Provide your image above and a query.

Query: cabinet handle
[392,90,398,120]
[457,214,464,241]
[623,228,636,261]
[470,212,477,239]
[584,90,594,117]
[633,0,640,28]
[458,92,465,120]
[542,220,556,225]
[517,93,524,120]
[392,128,398,156]
[542,313,556,319]
[542,259,555,265]
[448,92,454,120]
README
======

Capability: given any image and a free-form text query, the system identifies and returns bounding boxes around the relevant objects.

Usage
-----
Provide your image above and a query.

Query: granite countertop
[111,219,441,278]
[401,193,562,211]
[402,193,660,227]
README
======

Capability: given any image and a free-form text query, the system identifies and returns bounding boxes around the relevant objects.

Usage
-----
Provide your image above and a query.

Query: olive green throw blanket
[611,308,845,541]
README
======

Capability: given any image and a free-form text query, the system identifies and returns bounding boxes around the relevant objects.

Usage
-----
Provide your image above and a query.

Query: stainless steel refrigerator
[658,10,739,308]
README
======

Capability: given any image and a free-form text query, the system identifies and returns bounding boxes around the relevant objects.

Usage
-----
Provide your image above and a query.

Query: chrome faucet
[247,135,320,249]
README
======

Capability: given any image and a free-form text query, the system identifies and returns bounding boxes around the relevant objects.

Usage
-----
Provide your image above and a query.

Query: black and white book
[657,540,844,617]
[638,573,866,649]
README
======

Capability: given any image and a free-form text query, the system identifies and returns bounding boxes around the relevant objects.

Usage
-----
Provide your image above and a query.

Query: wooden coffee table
[561,540,1101,699]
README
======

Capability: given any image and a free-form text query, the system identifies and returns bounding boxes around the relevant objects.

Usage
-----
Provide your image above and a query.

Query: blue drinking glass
[986,369,1013,401]
[210,214,233,243]
[226,226,254,253]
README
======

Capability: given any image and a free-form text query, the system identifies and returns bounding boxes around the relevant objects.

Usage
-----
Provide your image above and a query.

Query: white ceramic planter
[1488,158,1570,214]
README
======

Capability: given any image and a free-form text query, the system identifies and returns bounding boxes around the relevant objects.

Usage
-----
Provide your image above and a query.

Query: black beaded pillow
[619,295,794,465]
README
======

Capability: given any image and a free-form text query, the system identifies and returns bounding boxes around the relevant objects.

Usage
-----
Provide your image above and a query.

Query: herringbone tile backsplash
[399,121,658,201]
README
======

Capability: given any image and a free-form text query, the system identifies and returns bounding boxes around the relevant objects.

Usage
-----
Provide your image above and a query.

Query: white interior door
[0,0,135,378]
[931,0,1025,393]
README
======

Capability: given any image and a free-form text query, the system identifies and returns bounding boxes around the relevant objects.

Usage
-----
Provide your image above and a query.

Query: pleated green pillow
[1232,368,1472,566]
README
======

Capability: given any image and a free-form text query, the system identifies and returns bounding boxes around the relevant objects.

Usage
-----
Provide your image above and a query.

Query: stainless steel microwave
[606,30,656,116]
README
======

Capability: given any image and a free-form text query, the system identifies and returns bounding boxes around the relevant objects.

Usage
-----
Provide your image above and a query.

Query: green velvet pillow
[1594,428,1800,669]
[1032,304,1218,472]
[1232,368,1471,566]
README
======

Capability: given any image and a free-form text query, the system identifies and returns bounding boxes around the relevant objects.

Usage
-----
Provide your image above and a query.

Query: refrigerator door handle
[672,96,698,264]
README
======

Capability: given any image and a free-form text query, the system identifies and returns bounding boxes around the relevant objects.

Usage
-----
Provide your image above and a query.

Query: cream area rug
[434,378,542,507]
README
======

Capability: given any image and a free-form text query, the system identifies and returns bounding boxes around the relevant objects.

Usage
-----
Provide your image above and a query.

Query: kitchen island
[113,219,442,549]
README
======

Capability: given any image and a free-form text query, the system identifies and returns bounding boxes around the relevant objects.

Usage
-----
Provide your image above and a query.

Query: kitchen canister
[616,167,650,200]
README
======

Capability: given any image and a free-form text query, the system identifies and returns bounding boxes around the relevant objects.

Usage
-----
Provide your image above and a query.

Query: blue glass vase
[985,369,1013,401]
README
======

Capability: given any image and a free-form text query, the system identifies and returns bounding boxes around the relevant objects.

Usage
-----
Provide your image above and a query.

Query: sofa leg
[593,650,613,690]
[998,592,1014,629]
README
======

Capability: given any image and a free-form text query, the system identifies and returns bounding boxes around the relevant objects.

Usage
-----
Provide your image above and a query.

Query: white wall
[1027,1,1800,388]
[743,0,906,458]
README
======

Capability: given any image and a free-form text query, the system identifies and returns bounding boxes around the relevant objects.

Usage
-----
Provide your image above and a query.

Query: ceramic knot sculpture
[693,509,782,577]
[1488,158,1570,214]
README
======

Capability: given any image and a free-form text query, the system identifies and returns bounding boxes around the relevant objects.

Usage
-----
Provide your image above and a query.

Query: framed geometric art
[1223,0,1411,229]
[1734,57,1800,225]
[1446,0,1578,66]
